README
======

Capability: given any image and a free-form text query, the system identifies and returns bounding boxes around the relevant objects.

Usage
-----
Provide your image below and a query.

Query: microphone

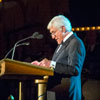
[31,32,43,39]
[4,42,30,59]
[36,34,43,39]
[11,32,43,59]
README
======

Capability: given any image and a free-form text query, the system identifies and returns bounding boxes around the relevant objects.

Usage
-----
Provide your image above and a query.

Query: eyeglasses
[51,33,56,36]
[50,30,59,37]
[50,27,62,37]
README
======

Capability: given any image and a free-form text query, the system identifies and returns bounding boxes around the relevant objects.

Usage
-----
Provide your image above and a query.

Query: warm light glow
[76,27,80,31]
[96,26,100,30]
[80,27,85,31]
[91,26,96,30]
[72,26,100,31]
[85,27,90,31]
[0,0,2,2]
[72,28,75,31]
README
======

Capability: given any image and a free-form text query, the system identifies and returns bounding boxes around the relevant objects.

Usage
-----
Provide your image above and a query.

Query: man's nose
[52,35,55,39]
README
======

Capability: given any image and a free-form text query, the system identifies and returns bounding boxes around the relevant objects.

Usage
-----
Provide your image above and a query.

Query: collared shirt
[50,31,73,68]
[63,31,73,42]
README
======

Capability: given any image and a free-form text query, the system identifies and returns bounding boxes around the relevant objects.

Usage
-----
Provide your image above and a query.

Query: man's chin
[56,40,61,44]
[57,42,61,44]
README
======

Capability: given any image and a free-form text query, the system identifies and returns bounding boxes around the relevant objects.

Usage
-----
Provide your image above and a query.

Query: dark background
[0,0,100,100]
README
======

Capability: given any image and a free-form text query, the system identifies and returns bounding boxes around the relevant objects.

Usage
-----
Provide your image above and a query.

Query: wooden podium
[0,59,54,100]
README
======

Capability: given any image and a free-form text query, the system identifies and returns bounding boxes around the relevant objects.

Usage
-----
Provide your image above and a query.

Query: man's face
[49,26,64,44]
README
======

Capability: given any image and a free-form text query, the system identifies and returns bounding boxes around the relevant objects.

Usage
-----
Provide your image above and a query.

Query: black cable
[38,92,46,99]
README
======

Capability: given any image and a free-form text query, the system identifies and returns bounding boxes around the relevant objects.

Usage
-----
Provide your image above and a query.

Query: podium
[0,59,54,100]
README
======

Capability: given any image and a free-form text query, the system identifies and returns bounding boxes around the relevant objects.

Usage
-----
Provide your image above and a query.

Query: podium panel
[0,58,54,77]
[0,59,54,100]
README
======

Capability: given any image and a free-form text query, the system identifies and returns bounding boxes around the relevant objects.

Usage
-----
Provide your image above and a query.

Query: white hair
[47,15,72,32]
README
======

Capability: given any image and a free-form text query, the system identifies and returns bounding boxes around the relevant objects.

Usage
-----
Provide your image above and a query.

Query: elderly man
[32,15,86,100]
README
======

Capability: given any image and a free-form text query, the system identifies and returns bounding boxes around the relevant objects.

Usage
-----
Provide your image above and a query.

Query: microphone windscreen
[31,32,39,38]
[36,34,43,39]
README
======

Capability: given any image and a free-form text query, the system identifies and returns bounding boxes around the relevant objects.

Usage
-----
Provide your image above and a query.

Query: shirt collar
[63,31,73,43]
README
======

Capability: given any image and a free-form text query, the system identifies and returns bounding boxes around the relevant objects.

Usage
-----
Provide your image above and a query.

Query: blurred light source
[72,26,100,31]
[72,28,75,31]
[76,27,80,31]
[0,0,2,2]
[85,27,90,31]
[80,27,85,31]
[96,26,100,30]
[91,26,96,30]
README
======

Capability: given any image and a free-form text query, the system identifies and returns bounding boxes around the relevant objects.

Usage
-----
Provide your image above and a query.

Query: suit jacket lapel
[52,34,75,61]
[52,45,61,60]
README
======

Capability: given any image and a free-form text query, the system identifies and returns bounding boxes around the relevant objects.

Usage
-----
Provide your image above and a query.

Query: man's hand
[31,61,40,66]
[39,58,51,68]
[31,58,51,68]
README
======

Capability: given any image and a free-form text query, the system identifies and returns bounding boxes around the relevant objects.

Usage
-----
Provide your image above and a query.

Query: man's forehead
[50,26,57,32]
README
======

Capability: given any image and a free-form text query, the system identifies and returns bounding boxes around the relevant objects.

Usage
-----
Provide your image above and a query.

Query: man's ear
[61,26,66,33]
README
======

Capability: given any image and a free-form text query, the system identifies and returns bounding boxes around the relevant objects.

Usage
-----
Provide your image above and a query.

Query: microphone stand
[11,36,33,60]
[11,32,43,59]
[11,32,38,59]
[4,42,30,59]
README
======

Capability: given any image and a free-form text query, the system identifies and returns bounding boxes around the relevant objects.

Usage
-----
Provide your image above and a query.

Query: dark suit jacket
[47,33,86,100]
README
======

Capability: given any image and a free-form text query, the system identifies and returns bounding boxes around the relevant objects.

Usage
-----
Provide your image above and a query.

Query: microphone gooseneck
[36,34,43,39]
[11,32,43,60]
[4,42,30,59]
[30,32,43,39]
